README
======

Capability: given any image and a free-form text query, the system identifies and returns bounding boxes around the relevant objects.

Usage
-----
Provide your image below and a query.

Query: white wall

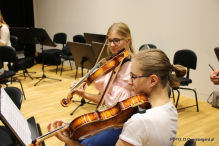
[33,0,219,101]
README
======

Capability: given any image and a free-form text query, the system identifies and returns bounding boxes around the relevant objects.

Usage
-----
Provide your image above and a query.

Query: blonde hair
[133,49,186,88]
[106,22,135,55]
[0,13,9,28]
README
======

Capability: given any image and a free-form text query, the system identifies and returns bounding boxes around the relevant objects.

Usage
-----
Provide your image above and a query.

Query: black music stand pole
[70,98,96,115]
[29,28,62,86]
[10,27,38,79]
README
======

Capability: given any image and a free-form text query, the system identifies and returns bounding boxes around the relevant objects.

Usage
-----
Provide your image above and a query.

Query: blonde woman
[0,11,11,46]
[69,22,135,108]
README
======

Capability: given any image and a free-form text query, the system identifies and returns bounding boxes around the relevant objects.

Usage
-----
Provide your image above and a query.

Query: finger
[53,119,62,129]
[47,123,52,132]
[55,131,69,143]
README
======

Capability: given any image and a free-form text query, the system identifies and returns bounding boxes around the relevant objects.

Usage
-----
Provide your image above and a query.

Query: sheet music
[0,88,32,146]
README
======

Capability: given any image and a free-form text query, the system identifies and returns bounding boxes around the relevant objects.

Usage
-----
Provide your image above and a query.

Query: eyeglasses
[130,73,152,84]
[107,38,124,46]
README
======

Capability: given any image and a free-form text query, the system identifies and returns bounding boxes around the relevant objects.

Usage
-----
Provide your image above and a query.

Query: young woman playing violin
[46,49,186,146]
[69,22,135,108]
[64,22,135,145]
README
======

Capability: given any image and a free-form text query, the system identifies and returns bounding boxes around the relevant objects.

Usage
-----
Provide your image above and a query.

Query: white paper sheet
[0,88,32,146]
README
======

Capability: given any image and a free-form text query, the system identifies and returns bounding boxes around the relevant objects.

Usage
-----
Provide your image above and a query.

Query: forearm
[83,93,102,104]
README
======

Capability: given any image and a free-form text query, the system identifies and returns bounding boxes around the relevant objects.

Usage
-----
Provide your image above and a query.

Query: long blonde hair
[133,49,186,88]
[106,22,135,55]
[0,13,9,28]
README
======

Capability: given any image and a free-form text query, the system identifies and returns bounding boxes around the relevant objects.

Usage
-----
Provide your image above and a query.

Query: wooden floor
[1,64,219,146]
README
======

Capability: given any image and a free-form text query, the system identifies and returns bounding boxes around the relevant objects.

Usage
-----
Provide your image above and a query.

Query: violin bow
[93,36,108,67]
[96,54,128,110]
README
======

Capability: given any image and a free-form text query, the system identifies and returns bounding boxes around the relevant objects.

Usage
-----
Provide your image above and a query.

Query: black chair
[73,34,86,43]
[60,44,77,76]
[42,33,67,74]
[4,87,23,110]
[172,49,199,112]
[10,35,36,79]
[139,44,157,51]
[184,139,196,146]
[0,46,26,100]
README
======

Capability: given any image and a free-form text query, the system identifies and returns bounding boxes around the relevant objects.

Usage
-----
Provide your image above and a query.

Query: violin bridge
[131,100,144,107]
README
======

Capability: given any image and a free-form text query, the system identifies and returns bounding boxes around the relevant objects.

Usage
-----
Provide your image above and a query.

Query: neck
[148,85,170,108]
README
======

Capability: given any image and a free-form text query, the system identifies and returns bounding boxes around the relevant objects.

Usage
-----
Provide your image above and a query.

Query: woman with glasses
[69,22,135,108]
[45,49,186,146]
[116,49,186,146]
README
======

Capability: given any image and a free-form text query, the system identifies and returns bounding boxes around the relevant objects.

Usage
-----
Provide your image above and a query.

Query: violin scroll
[60,93,74,107]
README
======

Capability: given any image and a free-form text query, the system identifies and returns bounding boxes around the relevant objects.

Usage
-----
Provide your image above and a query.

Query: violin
[29,94,150,145]
[60,49,129,107]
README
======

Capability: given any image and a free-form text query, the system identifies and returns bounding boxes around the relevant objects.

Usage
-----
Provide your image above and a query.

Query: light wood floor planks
[1,64,219,146]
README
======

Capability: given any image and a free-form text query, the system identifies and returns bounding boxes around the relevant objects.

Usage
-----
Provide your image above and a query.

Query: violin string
[70,63,100,92]
[37,124,69,140]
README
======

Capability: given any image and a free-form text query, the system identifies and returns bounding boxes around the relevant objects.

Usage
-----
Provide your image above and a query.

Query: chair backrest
[4,87,23,110]
[62,44,72,56]
[53,33,67,45]
[10,35,19,51]
[184,139,196,146]
[139,44,157,51]
[0,46,17,63]
[173,49,197,78]
[73,35,86,43]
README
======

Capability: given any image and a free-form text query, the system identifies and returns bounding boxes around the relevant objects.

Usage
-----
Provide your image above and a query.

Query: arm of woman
[69,81,102,104]
[116,139,134,146]
[47,119,85,146]
[210,69,219,85]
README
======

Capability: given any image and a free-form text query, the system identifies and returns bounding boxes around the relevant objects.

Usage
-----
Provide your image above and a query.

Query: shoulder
[119,114,150,146]
[1,24,9,31]
[123,113,153,132]
[119,60,131,72]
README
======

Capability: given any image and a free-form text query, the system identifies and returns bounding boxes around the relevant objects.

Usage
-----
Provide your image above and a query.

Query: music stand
[84,33,106,45]
[68,42,96,78]
[10,27,39,79]
[29,28,61,86]
[0,86,45,146]
[68,42,97,115]
[91,41,113,60]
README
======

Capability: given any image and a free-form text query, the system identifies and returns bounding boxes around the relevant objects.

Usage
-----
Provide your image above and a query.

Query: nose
[109,42,116,47]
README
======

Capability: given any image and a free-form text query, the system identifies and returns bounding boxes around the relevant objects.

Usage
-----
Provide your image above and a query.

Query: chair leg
[178,87,199,112]
[23,70,26,79]
[69,60,72,70]
[56,56,59,74]
[171,88,175,103]
[175,89,180,108]
[60,60,65,76]
[75,66,78,80]
[13,79,26,100]
[193,89,199,112]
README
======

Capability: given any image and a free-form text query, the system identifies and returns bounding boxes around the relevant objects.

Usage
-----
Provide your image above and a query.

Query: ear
[149,75,159,87]
[125,39,131,46]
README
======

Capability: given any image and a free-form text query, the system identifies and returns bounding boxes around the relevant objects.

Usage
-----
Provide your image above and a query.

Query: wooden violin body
[60,50,129,107]
[29,94,150,145]
[66,94,149,141]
